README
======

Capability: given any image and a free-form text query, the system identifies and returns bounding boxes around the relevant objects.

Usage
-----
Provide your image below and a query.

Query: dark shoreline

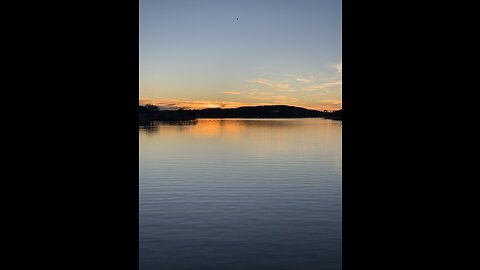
[139,105,341,124]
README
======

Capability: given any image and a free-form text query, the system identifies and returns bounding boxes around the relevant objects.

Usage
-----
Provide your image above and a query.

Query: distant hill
[139,104,342,124]
[322,109,341,120]
[139,106,196,124]
[196,105,331,118]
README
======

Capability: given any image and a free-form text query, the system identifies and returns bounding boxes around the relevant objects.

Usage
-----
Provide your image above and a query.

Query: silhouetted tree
[144,104,159,111]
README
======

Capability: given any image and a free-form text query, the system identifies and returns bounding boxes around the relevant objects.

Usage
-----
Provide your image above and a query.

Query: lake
[140,118,342,270]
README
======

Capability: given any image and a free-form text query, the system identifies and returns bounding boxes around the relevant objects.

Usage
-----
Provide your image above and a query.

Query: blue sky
[140,0,342,110]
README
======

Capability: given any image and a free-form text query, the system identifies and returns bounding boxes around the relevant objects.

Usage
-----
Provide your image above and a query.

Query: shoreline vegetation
[139,104,342,125]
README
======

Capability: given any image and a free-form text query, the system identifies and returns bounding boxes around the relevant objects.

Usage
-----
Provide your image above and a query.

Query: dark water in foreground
[140,118,342,270]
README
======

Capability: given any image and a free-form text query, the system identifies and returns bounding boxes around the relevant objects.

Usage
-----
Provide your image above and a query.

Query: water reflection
[140,118,338,134]
[140,118,342,174]
[139,120,198,134]
[140,118,342,270]
[154,120,198,126]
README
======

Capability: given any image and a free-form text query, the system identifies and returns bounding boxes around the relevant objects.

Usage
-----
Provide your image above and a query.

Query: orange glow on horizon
[139,98,341,112]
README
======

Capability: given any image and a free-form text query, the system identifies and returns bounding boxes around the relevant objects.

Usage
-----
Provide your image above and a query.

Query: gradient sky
[140,0,341,110]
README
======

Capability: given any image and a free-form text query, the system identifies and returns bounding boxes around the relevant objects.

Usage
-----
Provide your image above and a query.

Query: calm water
[140,118,342,270]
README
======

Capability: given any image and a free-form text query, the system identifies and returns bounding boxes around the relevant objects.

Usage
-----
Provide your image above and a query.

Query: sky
[140,0,341,111]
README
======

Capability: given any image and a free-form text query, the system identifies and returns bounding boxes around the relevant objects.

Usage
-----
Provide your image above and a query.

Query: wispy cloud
[318,99,342,106]
[325,63,343,82]
[329,63,342,75]
[295,76,313,83]
[300,99,342,111]
[222,91,242,95]
[139,98,259,110]
[247,78,291,90]
[247,91,299,104]
[304,80,342,91]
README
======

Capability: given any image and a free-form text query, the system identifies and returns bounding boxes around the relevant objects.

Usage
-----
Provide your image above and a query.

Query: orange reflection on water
[140,119,341,166]
[188,119,246,137]
[140,119,342,175]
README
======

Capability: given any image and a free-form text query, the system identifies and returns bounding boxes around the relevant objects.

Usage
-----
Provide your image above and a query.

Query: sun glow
[139,98,341,111]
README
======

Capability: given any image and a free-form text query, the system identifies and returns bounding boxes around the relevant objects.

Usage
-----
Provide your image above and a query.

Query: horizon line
[140,103,341,112]
[139,98,342,112]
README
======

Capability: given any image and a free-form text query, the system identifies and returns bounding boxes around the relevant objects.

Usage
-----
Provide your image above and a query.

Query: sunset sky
[140,0,341,111]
